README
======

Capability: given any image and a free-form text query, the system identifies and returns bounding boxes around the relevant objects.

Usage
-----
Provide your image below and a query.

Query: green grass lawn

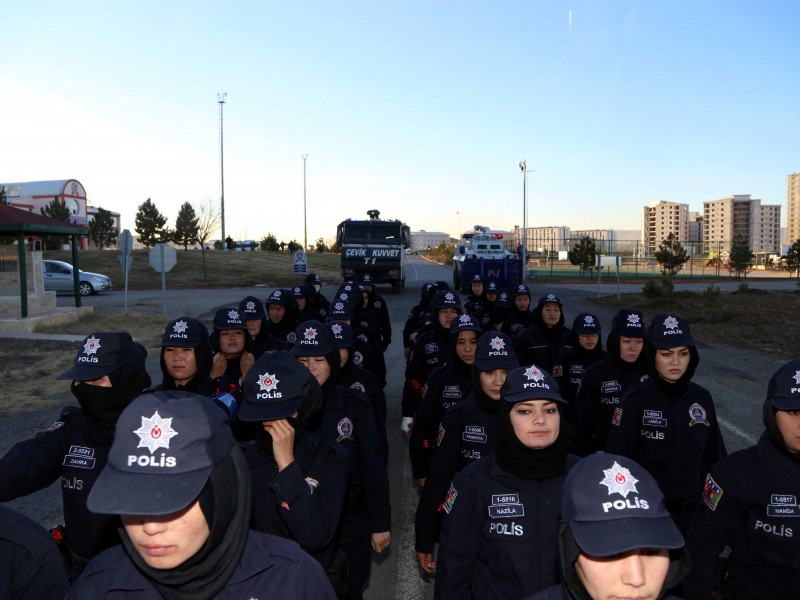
[43,249,343,288]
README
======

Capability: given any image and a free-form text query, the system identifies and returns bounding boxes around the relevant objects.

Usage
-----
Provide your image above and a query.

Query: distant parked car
[42,260,112,296]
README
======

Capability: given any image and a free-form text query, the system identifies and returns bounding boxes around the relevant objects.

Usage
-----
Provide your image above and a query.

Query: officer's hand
[401,417,414,438]
[404,347,411,360]
[416,477,426,489]
[211,353,227,378]
[417,552,436,574]
[371,531,391,554]
[240,351,255,378]
[264,419,295,472]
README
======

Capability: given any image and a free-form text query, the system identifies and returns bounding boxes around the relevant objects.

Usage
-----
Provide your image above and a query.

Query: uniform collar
[757,432,799,472]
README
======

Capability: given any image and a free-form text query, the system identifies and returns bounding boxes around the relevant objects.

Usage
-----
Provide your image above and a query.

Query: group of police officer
[401,275,799,599]
[0,271,798,599]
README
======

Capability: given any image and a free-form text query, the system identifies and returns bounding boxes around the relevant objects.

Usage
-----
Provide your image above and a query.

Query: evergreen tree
[567,236,597,277]
[0,186,7,205]
[173,202,200,250]
[40,198,72,248]
[287,240,302,252]
[315,237,328,253]
[88,207,118,250]
[260,233,280,251]
[785,239,800,278]
[134,198,168,248]
[654,233,689,278]
[728,235,755,279]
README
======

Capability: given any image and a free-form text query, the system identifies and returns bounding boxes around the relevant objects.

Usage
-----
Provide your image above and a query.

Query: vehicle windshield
[343,222,401,244]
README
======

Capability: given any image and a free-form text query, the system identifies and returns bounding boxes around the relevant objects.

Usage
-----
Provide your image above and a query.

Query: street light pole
[302,154,309,251]
[218,93,227,249]
[456,211,461,242]
[519,160,528,278]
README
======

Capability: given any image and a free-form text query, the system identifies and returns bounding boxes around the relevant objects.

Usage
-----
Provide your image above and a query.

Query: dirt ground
[592,287,800,359]
[0,311,168,414]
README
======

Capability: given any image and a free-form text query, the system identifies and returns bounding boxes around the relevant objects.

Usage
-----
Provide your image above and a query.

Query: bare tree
[195,198,221,282]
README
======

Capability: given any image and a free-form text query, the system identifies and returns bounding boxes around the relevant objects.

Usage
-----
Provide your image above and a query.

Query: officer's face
[218,330,245,357]
[438,308,459,329]
[163,347,197,384]
[510,400,560,449]
[245,319,261,337]
[362,292,369,308]
[486,292,497,302]
[654,346,691,383]
[339,348,349,368]
[541,302,561,326]
[298,355,331,386]
[455,331,478,365]
[471,282,484,296]
[297,298,307,311]
[121,500,210,570]
[268,304,286,324]
[575,548,670,600]
[479,369,509,400]
[619,336,644,363]
[775,410,800,453]
[364,283,373,293]
[579,333,599,351]
[515,295,530,311]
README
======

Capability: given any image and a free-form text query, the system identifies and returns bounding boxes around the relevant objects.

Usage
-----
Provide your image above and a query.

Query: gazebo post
[71,234,81,308]
[17,231,28,318]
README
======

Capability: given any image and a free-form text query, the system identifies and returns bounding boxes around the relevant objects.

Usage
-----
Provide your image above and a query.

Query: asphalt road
[2,255,793,597]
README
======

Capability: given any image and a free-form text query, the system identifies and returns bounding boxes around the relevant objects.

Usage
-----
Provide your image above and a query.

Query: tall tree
[287,240,302,252]
[134,198,168,248]
[89,207,118,250]
[727,235,755,280]
[0,186,7,205]
[315,237,328,253]
[567,236,597,277]
[260,233,279,251]
[654,233,689,278]
[40,198,72,249]
[173,202,200,250]
[195,199,221,281]
[785,239,800,279]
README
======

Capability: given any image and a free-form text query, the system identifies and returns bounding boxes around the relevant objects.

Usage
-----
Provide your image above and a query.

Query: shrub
[703,283,721,306]
[642,280,663,298]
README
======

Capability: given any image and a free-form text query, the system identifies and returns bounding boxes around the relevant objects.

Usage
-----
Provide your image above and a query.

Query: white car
[42,260,112,296]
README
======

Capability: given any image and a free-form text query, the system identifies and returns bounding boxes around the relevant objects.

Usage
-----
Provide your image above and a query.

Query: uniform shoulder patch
[305,477,319,495]
[46,421,65,432]
[436,423,446,447]
[612,407,623,426]
[421,384,428,398]
[350,382,366,393]
[703,473,723,511]
[443,483,458,514]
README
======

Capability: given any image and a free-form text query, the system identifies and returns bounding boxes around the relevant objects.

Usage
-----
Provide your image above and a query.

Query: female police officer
[499,284,535,337]
[151,316,216,396]
[606,314,727,535]
[415,331,519,573]
[435,364,578,599]
[71,391,334,598]
[0,332,150,580]
[683,359,800,599]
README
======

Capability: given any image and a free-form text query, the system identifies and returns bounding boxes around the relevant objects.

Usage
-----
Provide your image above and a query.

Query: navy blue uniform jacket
[310,386,391,538]
[69,531,335,599]
[0,407,118,569]
[403,327,452,417]
[244,433,348,565]
[435,454,580,600]
[683,432,800,599]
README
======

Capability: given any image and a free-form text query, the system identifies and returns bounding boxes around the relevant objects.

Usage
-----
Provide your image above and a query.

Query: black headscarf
[72,360,151,444]
[763,400,800,464]
[448,330,476,377]
[494,400,572,480]
[119,448,252,600]
[645,343,700,399]
[256,378,324,460]
[158,340,213,394]
[472,365,499,415]
[606,330,646,372]
[555,524,689,600]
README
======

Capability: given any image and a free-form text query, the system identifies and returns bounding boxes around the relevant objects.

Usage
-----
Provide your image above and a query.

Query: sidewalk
[0,331,85,342]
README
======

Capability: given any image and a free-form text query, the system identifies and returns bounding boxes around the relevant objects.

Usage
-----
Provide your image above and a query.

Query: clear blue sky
[2,1,798,244]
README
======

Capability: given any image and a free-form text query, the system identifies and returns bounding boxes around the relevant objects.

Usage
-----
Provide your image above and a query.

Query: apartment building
[642,201,689,255]
[703,195,781,254]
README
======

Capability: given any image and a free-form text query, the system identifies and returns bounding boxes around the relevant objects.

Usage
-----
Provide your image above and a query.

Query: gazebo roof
[0,204,89,236]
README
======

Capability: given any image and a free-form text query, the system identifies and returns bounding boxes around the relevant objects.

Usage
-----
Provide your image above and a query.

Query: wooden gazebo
[0,204,89,317]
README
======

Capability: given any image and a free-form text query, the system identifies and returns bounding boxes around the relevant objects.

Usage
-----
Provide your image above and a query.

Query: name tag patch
[767,494,800,518]
[642,410,668,428]
[425,343,438,355]
[63,445,96,470]
[443,386,461,399]
[601,380,621,394]
[462,425,487,444]
[488,493,525,519]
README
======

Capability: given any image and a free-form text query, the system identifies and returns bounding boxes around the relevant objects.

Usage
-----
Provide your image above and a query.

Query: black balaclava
[646,344,700,399]
[256,379,324,460]
[73,360,151,444]
[763,400,800,464]
[472,365,500,415]
[494,400,572,481]
[159,340,213,393]
[120,449,251,600]
[556,524,689,600]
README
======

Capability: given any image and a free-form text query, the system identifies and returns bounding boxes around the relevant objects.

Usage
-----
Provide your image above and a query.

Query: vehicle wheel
[78,282,94,296]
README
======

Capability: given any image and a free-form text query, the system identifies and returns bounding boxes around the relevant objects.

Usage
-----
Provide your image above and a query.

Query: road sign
[293,249,308,274]
[119,229,133,255]
[118,254,132,272]
[149,244,177,273]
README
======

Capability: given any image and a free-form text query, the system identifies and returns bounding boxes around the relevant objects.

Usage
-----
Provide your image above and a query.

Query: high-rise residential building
[410,231,450,251]
[703,195,781,254]
[688,212,703,243]
[788,173,800,245]
[642,201,689,255]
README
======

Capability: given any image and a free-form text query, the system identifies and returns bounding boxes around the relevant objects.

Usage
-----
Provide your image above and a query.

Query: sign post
[118,230,133,312]
[293,249,308,275]
[149,244,177,317]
